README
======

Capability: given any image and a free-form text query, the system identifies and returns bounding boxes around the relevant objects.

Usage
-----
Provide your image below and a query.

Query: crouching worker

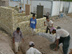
[29,14,37,36]
[13,27,24,54]
[52,27,70,54]
[26,41,42,54]
[44,16,53,34]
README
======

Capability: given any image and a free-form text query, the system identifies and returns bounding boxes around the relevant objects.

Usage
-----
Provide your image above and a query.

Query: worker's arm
[20,31,24,42]
[35,49,42,54]
[13,32,15,43]
[22,11,23,13]
[13,37,15,43]
[52,24,53,27]
[22,8,24,13]
[35,19,37,28]
[29,20,31,27]
[54,39,59,50]
[44,22,46,26]
[51,20,53,27]
[35,24,37,29]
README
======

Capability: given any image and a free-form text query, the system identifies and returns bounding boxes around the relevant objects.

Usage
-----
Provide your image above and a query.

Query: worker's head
[16,27,20,33]
[52,29,56,34]
[33,14,35,19]
[57,26,61,29]
[46,16,49,22]
[29,41,35,47]
[20,7,21,9]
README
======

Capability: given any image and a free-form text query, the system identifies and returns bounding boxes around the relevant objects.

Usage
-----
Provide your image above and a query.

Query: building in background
[0,0,9,6]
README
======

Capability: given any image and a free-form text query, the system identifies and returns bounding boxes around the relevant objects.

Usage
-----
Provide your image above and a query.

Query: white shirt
[45,20,53,29]
[19,8,23,13]
[26,47,42,54]
[56,29,69,39]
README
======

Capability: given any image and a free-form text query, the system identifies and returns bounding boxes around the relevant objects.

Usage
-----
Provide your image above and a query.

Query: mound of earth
[0,30,14,54]
[21,35,63,54]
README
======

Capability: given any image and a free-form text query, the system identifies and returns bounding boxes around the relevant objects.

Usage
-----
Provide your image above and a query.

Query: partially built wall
[0,4,72,36]
[0,6,46,36]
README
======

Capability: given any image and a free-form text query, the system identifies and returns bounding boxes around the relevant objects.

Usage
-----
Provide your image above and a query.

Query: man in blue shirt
[29,14,37,36]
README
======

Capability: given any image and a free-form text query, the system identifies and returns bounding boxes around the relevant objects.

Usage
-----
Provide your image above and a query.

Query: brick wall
[0,6,46,36]
[14,17,46,35]
[0,6,13,35]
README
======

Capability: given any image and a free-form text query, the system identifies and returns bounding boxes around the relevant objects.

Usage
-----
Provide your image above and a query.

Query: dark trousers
[46,27,51,34]
[59,35,70,54]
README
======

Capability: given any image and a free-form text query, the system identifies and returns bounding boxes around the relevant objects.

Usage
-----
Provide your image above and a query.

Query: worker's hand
[13,40,15,43]
[35,26,37,29]
[54,47,57,51]
[28,25,30,27]
[22,39,24,43]
[44,24,46,26]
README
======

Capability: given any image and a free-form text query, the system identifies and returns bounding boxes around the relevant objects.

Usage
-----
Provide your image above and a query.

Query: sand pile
[0,30,14,54]
[21,35,63,54]
[0,30,63,54]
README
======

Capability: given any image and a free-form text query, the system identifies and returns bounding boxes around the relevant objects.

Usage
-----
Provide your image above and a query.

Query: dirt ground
[21,35,63,54]
[22,15,72,54]
[53,15,72,54]
[0,30,14,54]
[0,14,72,54]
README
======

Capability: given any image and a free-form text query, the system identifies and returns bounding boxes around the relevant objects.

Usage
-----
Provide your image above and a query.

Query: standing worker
[44,16,53,34]
[13,27,24,54]
[52,27,70,54]
[29,14,37,36]
[26,41,42,54]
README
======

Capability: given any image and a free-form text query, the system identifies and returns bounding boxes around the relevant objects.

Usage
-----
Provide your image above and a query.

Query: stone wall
[14,17,46,35]
[14,14,37,24]
[0,6,46,36]
[8,6,19,12]
[0,6,13,36]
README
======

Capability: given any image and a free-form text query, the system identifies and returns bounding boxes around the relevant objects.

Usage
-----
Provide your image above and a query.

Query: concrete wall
[31,1,52,15]
[63,2,69,13]
[51,1,60,16]
[0,6,13,35]
[9,0,72,16]
[0,0,9,6]
[60,1,63,12]
[68,2,72,13]
[9,0,20,7]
